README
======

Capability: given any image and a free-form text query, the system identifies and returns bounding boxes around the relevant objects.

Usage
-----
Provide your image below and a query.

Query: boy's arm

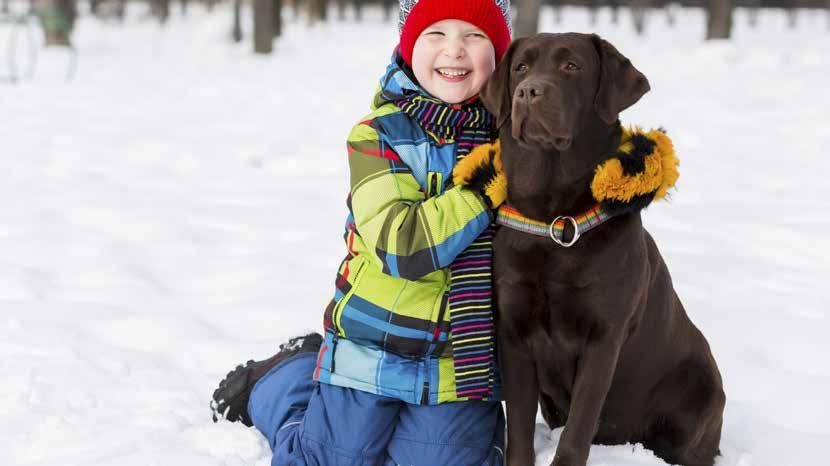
[348,122,492,281]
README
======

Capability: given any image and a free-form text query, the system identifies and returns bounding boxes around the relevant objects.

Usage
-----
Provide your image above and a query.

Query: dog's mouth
[511,100,573,152]
[512,107,572,151]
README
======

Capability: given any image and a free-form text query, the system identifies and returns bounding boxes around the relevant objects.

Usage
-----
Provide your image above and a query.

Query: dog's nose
[516,81,544,104]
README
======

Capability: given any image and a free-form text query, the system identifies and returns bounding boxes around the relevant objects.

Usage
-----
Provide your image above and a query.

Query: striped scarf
[396,94,499,400]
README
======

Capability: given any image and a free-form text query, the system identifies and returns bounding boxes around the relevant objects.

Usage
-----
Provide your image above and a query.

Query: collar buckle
[548,216,581,247]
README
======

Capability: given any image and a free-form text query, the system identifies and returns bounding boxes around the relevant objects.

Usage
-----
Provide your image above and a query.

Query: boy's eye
[426,31,445,36]
[467,33,486,38]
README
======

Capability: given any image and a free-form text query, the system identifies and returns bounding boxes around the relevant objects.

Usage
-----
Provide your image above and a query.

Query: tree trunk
[254,0,274,53]
[291,0,301,20]
[151,0,170,24]
[37,0,77,47]
[273,0,282,37]
[3,0,11,14]
[787,9,797,29]
[746,0,759,28]
[665,2,676,26]
[116,0,125,21]
[383,0,394,22]
[631,3,647,35]
[181,0,187,16]
[706,0,733,39]
[336,0,346,20]
[514,0,542,37]
[233,0,243,42]
[589,0,598,26]
[309,0,327,24]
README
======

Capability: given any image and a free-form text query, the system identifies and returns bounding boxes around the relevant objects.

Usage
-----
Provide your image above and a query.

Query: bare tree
[308,0,328,24]
[383,0,394,21]
[2,0,10,14]
[36,0,77,46]
[630,0,648,35]
[254,0,274,53]
[746,0,760,28]
[514,0,542,37]
[273,0,282,36]
[233,0,243,42]
[150,0,171,24]
[787,8,797,29]
[706,0,733,39]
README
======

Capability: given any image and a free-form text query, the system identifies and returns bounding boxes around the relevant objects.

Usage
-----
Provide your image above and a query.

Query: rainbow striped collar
[496,204,616,247]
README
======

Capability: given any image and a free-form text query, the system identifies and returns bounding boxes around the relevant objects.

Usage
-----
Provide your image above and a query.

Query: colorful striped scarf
[396,94,499,400]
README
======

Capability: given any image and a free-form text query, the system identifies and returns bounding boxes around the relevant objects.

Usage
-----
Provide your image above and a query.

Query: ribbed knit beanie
[398,0,513,67]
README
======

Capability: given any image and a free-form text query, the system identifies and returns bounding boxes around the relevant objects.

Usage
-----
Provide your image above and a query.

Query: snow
[1,4,828,465]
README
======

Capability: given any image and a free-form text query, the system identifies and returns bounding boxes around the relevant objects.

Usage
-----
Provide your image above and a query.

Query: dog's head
[481,33,650,151]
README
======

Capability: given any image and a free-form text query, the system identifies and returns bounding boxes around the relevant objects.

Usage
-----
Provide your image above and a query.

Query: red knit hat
[398,0,513,67]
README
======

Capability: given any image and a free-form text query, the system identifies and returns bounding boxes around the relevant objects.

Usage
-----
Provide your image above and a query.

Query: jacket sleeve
[347,121,492,281]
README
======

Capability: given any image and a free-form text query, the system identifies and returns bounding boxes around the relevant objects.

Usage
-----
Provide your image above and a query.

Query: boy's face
[411,19,496,105]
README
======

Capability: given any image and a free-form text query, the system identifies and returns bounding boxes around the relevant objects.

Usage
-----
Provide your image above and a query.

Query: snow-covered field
[1,4,828,465]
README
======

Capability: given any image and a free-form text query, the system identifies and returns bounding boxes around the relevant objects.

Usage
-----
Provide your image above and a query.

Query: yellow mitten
[452,141,508,209]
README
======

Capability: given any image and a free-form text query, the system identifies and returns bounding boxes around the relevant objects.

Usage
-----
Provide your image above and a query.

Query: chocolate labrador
[479,33,725,466]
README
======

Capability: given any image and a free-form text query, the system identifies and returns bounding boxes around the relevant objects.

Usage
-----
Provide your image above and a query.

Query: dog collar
[496,204,616,247]
[494,125,679,247]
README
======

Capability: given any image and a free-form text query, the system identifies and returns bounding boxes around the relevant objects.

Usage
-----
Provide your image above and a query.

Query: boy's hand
[452,141,508,209]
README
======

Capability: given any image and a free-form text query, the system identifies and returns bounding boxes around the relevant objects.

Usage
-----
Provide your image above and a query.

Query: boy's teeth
[438,69,470,77]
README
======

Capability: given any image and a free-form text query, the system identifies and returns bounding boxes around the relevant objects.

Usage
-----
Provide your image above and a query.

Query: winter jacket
[313,50,501,405]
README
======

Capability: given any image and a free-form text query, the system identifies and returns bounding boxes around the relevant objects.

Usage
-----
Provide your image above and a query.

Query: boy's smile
[411,19,496,104]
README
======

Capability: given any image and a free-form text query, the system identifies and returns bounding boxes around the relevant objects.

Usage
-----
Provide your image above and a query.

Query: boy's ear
[591,34,651,124]
[481,38,526,129]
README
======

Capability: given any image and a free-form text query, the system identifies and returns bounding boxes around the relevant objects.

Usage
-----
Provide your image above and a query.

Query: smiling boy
[212,2,513,465]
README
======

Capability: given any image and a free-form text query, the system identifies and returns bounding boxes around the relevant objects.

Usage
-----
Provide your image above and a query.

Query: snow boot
[210,332,323,426]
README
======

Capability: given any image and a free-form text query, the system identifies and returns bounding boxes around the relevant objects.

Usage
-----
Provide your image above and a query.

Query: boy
[212,1,512,464]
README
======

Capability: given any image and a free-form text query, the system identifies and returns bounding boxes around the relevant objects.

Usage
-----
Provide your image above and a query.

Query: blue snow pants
[247,352,505,466]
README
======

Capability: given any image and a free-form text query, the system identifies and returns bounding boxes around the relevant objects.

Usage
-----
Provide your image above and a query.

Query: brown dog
[479,33,725,466]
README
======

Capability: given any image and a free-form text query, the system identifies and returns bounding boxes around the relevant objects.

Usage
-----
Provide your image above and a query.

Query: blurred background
[1,1,828,465]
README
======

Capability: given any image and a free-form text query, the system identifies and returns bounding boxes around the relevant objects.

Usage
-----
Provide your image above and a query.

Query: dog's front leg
[550,333,624,466]
[500,341,538,466]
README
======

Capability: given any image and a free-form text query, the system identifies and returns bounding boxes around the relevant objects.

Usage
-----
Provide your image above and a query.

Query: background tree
[274,0,283,36]
[254,0,274,53]
[706,0,734,39]
[308,0,328,24]
[150,0,170,24]
[233,0,243,42]
[36,0,77,46]
[515,0,543,37]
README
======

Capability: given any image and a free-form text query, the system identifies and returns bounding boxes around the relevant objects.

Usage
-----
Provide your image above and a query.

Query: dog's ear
[591,34,651,125]
[481,38,526,129]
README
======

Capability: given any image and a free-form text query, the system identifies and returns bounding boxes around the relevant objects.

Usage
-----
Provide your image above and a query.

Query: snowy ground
[1,3,828,465]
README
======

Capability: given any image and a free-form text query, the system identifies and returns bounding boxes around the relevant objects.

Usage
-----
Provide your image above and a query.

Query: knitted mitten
[452,140,508,209]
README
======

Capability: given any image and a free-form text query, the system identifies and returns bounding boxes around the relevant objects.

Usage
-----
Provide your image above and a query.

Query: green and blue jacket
[313,51,500,405]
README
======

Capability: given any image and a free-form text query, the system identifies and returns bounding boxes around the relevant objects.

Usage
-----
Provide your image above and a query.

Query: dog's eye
[514,63,528,73]
[562,62,581,72]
